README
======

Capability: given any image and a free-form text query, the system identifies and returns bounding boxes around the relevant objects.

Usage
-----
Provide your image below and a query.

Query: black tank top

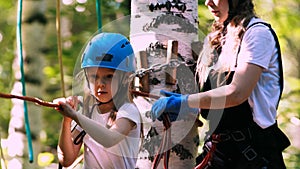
[200,22,283,134]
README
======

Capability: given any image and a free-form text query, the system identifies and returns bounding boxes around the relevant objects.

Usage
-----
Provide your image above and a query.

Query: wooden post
[136,51,150,93]
[165,40,178,85]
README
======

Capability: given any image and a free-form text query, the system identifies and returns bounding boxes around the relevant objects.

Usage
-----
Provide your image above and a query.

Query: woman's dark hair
[196,0,256,88]
[211,0,256,56]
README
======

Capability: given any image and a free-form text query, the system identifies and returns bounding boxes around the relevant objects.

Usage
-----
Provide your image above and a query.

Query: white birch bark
[130,1,201,168]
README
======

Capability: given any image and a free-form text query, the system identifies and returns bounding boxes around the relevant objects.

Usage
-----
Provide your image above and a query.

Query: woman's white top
[217,18,280,128]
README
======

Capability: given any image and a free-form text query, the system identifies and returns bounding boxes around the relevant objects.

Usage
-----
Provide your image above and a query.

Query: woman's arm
[188,62,263,109]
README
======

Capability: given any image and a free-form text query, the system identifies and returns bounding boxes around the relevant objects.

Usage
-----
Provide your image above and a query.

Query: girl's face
[205,0,229,23]
[86,67,119,103]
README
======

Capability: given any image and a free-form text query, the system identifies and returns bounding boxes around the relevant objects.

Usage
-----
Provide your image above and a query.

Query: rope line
[0,93,59,108]
[96,0,102,31]
[17,0,34,163]
[56,0,66,97]
[56,1,65,168]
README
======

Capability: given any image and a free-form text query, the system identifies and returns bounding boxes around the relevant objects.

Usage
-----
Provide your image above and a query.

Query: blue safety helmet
[81,33,136,73]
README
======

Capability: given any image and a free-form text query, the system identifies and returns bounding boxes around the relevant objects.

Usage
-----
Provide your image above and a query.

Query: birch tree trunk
[130,1,201,168]
[7,1,47,168]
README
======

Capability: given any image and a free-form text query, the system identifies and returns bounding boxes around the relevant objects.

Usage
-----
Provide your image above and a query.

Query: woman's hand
[151,90,199,122]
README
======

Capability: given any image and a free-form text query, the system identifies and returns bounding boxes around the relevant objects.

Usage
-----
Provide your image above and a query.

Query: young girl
[54,33,141,169]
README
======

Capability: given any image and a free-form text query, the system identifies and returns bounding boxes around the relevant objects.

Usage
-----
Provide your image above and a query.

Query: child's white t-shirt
[76,103,141,169]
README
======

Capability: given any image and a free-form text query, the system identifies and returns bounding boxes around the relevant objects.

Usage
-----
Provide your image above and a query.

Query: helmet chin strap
[90,93,114,106]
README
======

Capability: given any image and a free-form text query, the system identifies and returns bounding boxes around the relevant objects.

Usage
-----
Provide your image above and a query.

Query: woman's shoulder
[246,17,270,31]
[244,18,274,41]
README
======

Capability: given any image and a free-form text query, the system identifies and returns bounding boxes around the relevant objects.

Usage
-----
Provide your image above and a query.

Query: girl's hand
[65,96,79,110]
[53,96,79,121]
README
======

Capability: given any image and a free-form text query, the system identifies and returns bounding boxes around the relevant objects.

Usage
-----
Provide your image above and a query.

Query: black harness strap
[245,22,284,109]
[196,22,285,169]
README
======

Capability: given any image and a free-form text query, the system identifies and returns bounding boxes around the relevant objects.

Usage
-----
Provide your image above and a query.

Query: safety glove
[151,90,199,122]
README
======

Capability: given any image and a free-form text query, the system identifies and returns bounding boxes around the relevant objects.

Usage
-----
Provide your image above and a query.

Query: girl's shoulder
[119,102,139,112]
[117,102,141,122]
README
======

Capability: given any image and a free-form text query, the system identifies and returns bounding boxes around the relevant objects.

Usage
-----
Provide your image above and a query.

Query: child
[54,32,141,169]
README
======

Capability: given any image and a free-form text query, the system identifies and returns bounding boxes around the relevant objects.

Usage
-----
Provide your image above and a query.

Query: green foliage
[0,0,299,167]
[0,0,16,136]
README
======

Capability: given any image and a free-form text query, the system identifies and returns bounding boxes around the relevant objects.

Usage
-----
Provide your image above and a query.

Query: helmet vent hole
[96,54,113,62]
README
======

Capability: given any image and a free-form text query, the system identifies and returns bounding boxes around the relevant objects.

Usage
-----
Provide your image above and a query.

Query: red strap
[152,114,172,169]
[194,134,220,169]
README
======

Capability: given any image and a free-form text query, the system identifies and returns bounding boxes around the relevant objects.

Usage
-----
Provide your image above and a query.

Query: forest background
[0,0,299,168]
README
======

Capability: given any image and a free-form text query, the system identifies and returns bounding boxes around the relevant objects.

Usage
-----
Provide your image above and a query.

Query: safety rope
[56,1,65,168]
[130,91,172,169]
[151,114,171,169]
[56,0,66,97]
[0,93,59,108]
[95,0,102,31]
[56,1,102,168]
[17,0,34,163]
[131,91,203,169]
[194,135,220,169]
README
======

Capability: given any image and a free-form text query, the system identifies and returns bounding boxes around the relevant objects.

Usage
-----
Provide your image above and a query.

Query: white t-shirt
[213,18,280,129]
[76,103,141,169]
[237,18,280,128]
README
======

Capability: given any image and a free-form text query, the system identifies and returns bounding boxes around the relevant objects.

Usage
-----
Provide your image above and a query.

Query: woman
[54,33,142,169]
[150,0,290,168]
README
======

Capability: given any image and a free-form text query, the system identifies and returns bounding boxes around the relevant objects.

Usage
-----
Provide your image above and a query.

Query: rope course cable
[16,0,34,163]
[56,1,65,168]
[0,93,59,108]
[96,0,102,31]
[56,0,66,98]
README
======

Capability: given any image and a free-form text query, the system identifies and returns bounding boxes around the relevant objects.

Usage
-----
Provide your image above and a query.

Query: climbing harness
[194,22,286,169]
[194,135,221,169]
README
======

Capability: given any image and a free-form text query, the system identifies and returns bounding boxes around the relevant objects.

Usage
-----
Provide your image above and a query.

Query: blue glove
[151,90,199,122]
